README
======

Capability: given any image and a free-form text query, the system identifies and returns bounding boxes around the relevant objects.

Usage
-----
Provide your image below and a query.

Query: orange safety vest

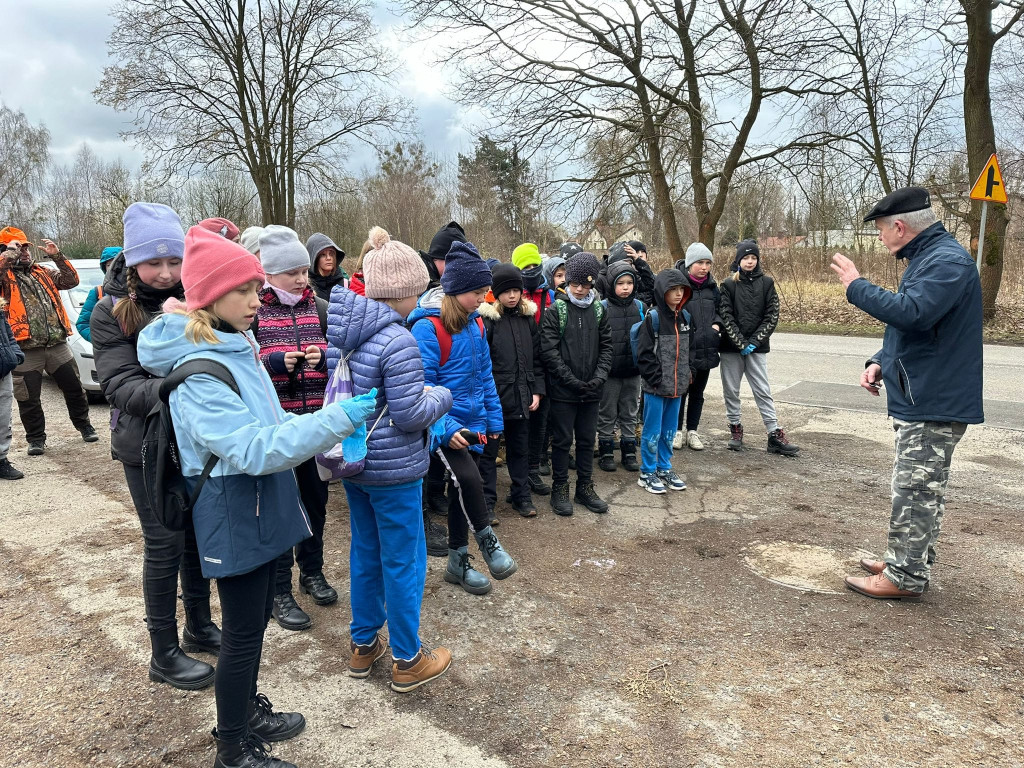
[0,263,77,344]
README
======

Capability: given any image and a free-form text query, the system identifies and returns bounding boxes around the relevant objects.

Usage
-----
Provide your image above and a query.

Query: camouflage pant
[883,420,967,592]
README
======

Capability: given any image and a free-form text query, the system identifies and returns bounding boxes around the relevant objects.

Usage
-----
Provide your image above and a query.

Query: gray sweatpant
[0,373,13,460]
[719,352,778,433]
[597,375,641,441]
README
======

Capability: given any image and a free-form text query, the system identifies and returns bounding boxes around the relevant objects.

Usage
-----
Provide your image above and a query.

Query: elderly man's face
[876,220,910,255]
[6,242,34,265]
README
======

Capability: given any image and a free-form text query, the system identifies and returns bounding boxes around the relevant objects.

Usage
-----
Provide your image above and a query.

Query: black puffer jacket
[478,298,545,420]
[540,292,612,402]
[674,263,723,371]
[90,255,184,466]
[636,269,695,397]
[597,254,655,306]
[602,261,643,379]
[718,265,780,354]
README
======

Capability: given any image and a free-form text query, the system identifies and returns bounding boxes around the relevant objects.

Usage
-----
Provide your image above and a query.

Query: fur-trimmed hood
[478,297,538,321]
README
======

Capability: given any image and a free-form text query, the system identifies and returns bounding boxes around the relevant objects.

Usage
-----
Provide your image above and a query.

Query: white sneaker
[672,430,684,450]
[686,430,704,450]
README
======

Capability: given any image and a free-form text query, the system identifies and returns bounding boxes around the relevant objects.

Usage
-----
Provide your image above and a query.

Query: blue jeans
[343,479,426,661]
[641,394,681,474]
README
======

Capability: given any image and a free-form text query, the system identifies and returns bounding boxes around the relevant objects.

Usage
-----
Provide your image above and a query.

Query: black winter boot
[0,458,24,480]
[182,603,221,655]
[728,423,744,451]
[574,482,609,514]
[767,428,800,457]
[597,439,617,472]
[248,693,306,743]
[424,479,448,517]
[538,455,551,476]
[619,438,640,472]
[550,482,574,516]
[272,593,311,631]
[528,471,550,495]
[423,508,448,557]
[213,730,296,768]
[148,627,215,690]
[299,572,338,606]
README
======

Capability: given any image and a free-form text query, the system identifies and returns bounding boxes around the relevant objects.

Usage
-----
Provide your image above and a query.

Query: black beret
[863,186,931,222]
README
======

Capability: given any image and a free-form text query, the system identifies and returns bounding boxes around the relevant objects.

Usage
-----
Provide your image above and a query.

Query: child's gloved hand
[338,388,378,426]
[741,343,757,356]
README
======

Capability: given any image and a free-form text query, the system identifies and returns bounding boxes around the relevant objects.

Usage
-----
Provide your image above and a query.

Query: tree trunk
[963,1,1007,320]
[635,83,685,262]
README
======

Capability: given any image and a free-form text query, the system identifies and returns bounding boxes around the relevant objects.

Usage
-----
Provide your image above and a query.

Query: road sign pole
[976,200,988,274]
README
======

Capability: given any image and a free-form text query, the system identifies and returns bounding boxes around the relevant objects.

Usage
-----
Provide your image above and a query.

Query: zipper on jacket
[256,479,261,517]
[896,359,916,405]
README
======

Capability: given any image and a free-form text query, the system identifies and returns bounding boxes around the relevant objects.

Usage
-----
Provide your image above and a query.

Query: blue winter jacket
[846,221,984,424]
[326,287,453,484]
[137,313,357,578]
[408,287,503,451]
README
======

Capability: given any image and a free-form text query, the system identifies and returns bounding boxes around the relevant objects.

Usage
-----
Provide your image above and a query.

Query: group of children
[71,203,800,768]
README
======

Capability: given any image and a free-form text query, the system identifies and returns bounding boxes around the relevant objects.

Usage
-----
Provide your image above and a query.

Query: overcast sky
[0,1,471,173]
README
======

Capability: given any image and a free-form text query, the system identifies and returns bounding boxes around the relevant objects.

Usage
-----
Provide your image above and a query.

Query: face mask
[522,264,544,291]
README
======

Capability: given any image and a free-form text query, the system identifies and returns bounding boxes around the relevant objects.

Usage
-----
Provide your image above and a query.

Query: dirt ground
[2,383,1023,768]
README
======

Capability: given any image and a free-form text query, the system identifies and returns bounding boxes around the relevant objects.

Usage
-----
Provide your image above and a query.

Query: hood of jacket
[541,255,566,289]
[477,296,538,321]
[407,286,445,323]
[306,233,345,270]
[136,312,258,377]
[328,288,404,352]
[605,261,638,306]
[102,253,129,298]
[653,269,691,319]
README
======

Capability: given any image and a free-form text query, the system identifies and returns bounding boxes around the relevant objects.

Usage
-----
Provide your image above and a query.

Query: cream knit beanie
[362,226,429,299]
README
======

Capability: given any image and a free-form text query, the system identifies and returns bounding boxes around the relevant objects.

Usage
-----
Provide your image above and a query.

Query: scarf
[266,283,305,307]
[521,264,545,292]
[689,273,709,288]
[568,289,595,309]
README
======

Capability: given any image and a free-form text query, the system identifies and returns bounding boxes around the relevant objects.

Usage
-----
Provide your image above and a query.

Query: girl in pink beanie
[137,225,378,767]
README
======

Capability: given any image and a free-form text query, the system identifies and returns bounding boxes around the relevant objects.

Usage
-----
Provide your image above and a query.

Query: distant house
[579,221,644,253]
[799,228,881,250]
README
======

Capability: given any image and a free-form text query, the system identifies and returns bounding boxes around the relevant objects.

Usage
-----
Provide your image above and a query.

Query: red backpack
[427,316,485,367]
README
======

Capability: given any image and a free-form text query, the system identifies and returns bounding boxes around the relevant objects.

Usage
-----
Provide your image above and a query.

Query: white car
[57,259,106,400]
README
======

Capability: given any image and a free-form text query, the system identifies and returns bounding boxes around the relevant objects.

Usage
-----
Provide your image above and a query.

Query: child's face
[457,288,490,313]
[614,275,634,299]
[136,257,183,290]
[267,266,308,295]
[552,267,566,288]
[740,254,758,272]
[689,259,712,278]
[499,288,522,309]
[212,279,263,332]
[664,285,685,310]
[568,282,591,300]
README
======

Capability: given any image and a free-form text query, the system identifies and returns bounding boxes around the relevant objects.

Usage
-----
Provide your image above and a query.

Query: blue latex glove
[741,343,756,356]
[337,388,379,427]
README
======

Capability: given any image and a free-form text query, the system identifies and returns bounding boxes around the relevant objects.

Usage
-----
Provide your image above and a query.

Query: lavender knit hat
[122,202,185,267]
[362,226,430,299]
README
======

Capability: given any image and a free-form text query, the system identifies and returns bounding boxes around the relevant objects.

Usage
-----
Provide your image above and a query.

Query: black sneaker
[512,499,537,518]
[538,457,551,476]
[550,483,574,516]
[298,572,338,606]
[767,428,800,457]
[0,458,24,480]
[27,441,45,456]
[80,425,99,443]
[423,511,448,558]
[528,472,551,495]
[248,692,306,743]
[574,482,609,514]
[272,593,312,631]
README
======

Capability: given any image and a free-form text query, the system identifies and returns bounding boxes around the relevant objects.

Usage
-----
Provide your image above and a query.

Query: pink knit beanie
[362,226,429,300]
[196,217,240,242]
[182,225,266,311]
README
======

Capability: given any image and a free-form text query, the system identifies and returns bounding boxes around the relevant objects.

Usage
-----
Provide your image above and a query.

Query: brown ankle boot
[348,632,389,679]
[390,645,452,693]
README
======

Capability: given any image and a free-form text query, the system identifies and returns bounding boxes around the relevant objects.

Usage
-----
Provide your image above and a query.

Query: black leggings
[275,457,329,594]
[677,368,712,432]
[481,417,530,508]
[123,463,210,632]
[215,559,276,741]
[437,446,491,549]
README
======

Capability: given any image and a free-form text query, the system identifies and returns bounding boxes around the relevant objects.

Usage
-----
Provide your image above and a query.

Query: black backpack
[141,359,239,532]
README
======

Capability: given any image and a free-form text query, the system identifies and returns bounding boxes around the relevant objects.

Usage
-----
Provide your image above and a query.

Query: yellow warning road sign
[969,153,1008,203]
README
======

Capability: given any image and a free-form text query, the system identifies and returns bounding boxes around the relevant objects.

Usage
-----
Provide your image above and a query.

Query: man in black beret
[830,186,983,601]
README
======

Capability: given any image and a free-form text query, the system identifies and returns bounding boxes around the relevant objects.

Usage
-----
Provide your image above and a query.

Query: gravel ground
[2,379,1023,768]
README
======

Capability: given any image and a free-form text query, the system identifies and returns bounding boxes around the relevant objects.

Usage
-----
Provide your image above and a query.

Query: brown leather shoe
[859,558,885,575]
[845,573,922,601]
[348,632,389,679]
[391,645,452,693]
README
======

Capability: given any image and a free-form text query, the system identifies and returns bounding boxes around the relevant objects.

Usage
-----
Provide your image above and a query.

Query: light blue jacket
[137,313,356,578]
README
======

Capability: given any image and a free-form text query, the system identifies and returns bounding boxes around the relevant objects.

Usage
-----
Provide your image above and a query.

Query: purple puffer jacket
[326,287,452,485]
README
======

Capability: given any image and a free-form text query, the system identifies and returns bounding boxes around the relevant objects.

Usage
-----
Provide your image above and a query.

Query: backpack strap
[556,300,568,337]
[159,359,240,402]
[314,296,329,337]
[650,308,660,335]
[427,316,453,367]
[475,316,485,338]
[634,298,645,318]
[593,300,605,324]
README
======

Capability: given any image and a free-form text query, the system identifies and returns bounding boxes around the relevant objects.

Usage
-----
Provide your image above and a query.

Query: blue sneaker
[637,472,666,494]
[657,469,687,491]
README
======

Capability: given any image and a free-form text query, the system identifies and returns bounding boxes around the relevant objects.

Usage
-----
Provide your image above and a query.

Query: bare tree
[96,0,407,227]
[0,102,50,228]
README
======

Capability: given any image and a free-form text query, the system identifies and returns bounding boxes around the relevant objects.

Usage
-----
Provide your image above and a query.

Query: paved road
[710,332,1024,431]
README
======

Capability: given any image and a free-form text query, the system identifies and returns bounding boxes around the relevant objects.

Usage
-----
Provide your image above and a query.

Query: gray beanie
[240,226,266,255]
[684,242,714,269]
[258,225,310,274]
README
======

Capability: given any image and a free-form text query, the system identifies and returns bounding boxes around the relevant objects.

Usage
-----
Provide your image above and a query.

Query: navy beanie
[732,239,760,272]
[564,252,602,287]
[441,241,492,295]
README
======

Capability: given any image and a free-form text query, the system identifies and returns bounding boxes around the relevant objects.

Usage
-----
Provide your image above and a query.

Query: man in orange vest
[0,227,96,455]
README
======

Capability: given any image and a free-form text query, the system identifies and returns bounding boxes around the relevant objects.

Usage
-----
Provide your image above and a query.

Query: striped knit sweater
[254,286,328,414]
